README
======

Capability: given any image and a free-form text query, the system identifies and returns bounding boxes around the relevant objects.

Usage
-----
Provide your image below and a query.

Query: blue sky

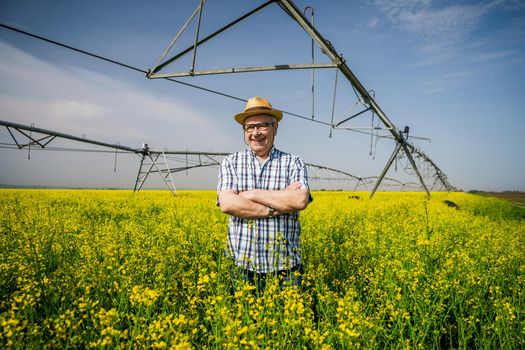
[0,0,524,191]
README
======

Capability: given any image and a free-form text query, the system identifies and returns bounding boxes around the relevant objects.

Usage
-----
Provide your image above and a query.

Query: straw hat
[234,96,283,124]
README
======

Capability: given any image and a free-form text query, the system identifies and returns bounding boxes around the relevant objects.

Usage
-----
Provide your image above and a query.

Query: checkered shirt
[217,147,310,273]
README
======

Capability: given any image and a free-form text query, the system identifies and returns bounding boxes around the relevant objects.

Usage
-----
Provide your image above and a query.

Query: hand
[238,189,257,201]
[286,182,303,191]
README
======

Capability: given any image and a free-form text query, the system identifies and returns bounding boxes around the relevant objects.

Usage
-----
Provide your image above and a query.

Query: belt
[240,264,303,280]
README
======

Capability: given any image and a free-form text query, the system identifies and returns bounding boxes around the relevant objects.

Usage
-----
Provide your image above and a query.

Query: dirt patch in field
[484,192,525,208]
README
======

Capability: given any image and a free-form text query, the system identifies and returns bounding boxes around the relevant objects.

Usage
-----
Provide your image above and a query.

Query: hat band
[244,106,274,113]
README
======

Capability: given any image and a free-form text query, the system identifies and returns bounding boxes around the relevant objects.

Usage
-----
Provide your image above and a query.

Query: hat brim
[234,109,283,124]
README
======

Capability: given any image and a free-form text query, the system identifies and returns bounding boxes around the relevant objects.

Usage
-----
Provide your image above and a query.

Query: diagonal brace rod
[190,0,205,75]
[334,107,372,127]
[370,142,402,199]
[149,0,206,76]
[6,126,56,148]
[150,0,275,75]
[401,143,430,198]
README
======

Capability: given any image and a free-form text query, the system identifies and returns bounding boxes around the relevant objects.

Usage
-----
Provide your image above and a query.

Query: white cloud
[372,0,505,53]
[0,41,229,150]
[423,87,445,95]
[494,57,525,67]
[420,78,444,86]
[468,49,514,63]
[419,70,472,94]
[366,18,381,29]
[50,99,108,119]
[443,71,472,79]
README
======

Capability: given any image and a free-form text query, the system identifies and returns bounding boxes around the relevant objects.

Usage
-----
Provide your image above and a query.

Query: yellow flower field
[1,189,524,348]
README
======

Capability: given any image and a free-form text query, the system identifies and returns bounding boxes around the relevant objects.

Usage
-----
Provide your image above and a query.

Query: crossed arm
[218,182,310,219]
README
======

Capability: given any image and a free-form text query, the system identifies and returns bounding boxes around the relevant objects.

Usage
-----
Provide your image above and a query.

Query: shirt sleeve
[290,156,313,203]
[217,156,238,205]
[289,156,307,188]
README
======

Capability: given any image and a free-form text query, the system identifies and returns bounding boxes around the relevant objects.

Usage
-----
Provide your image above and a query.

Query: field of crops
[1,189,524,349]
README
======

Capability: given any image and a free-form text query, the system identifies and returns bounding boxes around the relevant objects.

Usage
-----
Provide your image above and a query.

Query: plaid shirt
[217,147,310,273]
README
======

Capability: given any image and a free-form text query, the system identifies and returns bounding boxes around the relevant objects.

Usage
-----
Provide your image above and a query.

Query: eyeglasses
[243,122,275,133]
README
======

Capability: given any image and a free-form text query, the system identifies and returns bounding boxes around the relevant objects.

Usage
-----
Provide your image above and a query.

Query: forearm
[240,187,309,213]
[218,190,275,219]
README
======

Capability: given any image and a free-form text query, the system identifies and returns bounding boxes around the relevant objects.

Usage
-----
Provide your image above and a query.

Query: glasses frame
[242,122,275,133]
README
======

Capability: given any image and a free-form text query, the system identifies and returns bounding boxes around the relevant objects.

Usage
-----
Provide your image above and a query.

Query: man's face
[243,114,278,158]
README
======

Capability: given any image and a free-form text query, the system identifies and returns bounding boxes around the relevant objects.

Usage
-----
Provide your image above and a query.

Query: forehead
[244,114,276,124]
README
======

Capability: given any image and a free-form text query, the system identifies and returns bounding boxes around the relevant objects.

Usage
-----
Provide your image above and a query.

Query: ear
[274,122,278,135]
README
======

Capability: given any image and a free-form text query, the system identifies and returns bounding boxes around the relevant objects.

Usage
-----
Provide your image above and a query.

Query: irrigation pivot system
[1,119,417,194]
[147,0,454,198]
[0,0,455,197]
[0,119,225,195]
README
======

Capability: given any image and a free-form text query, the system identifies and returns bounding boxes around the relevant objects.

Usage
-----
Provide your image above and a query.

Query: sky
[0,0,524,192]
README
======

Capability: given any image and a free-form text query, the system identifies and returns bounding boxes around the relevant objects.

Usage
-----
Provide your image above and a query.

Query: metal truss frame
[1,119,423,194]
[147,0,337,79]
[146,0,454,198]
[0,120,224,195]
[0,1,454,197]
[134,145,177,195]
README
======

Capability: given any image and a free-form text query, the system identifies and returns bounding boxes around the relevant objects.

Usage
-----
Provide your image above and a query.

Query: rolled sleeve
[217,156,238,205]
[290,156,309,190]
[290,156,313,203]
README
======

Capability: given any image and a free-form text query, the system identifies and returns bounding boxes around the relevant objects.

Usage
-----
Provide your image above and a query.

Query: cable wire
[0,21,445,193]
[0,143,135,154]
[0,23,330,126]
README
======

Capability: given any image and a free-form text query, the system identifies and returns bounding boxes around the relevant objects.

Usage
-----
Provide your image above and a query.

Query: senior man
[217,96,312,291]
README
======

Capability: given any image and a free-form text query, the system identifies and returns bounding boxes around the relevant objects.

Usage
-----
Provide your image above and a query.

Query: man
[217,96,311,291]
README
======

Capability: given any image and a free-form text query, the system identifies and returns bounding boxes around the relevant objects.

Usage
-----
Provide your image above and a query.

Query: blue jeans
[230,264,304,294]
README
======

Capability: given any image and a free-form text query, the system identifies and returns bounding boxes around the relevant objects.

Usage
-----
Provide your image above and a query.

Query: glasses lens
[256,123,269,131]
[244,123,271,132]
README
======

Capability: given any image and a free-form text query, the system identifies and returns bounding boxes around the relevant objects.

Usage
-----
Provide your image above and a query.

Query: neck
[253,146,273,160]
[256,153,268,165]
